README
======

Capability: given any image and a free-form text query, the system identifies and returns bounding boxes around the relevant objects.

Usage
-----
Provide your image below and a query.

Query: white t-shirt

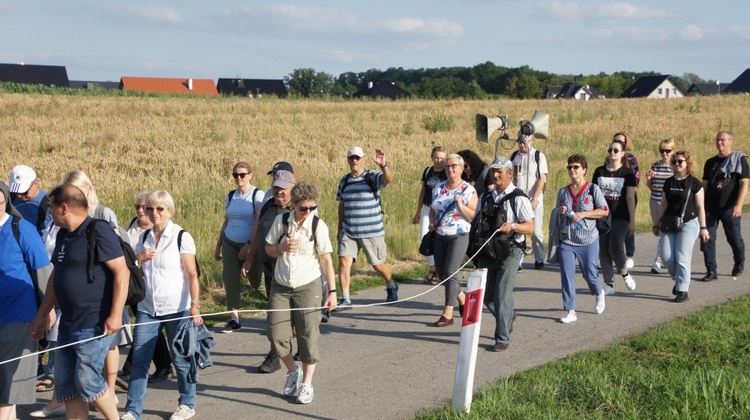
[511,147,549,197]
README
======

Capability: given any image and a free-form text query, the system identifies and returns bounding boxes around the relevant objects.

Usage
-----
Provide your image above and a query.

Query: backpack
[340,170,384,214]
[277,212,320,251]
[226,188,260,210]
[57,219,146,306]
[467,189,527,263]
[511,149,544,192]
[11,215,47,306]
[142,228,201,278]
[37,194,49,231]
[588,183,611,234]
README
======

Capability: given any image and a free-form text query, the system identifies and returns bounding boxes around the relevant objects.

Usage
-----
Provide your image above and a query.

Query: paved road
[22,214,749,419]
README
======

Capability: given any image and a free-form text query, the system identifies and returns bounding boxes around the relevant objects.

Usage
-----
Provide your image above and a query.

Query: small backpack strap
[127,217,138,230]
[178,229,185,251]
[141,228,152,246]
[225,189,236,209]
[278,212,291,243]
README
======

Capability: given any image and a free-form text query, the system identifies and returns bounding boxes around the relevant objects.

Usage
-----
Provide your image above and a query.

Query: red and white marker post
[452,268,487,413]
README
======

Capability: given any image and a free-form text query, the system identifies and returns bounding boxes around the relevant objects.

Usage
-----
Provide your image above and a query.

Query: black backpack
[277,212,320,249]
[57,219,146,306]
[467,189,527,263]
[142,228,201,278]
[340,170,384,214]
[227,188,260,210]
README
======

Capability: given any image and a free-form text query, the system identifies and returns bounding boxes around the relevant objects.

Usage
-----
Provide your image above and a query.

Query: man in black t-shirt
[700,131,749,280]
[30,184,129,419]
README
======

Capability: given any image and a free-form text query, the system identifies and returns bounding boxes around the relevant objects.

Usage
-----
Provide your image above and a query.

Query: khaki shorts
[338,232,388,266]
[267,280,322,364]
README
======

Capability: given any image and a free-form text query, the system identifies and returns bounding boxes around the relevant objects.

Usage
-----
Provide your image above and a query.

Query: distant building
[354,80,411,100]
[547,83,605,100]
[723,68,750,94]
[686,83,728,96]
[69,80,119,90]
[216,78,287,97]
[0,63,70,88]
[620,75,686,99]
[119,76,218,96]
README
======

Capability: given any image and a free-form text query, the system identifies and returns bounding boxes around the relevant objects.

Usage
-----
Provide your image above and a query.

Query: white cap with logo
[9,165,37,193]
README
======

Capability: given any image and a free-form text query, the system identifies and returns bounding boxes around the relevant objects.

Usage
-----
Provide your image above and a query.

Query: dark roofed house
[724,68,750,94]
[620,75,686,99]
[687,83,729,96]
[0,63,69,87]
[544,86,562,99]
[555,83,606,100]
[217,78,287,98]
[354,80,411,100]
[69,80,120,90]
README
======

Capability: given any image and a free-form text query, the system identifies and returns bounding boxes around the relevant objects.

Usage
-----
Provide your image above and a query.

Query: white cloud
[538,1,674,21]
[679,24,704,40]
[97,3,184,24]
[678,24,750,41]
[320,50,384,65]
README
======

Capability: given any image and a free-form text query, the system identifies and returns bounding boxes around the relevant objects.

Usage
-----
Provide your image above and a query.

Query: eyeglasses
[716,137,731,142]
[566,165,582,170]
[232,172,250,179]
[134,204,145,210]
[673,159,687,165]
[145,206,166,213]
[659,149,673,154]
[607,147,621,154]
[445,164,461,170]
[298,205,317,212]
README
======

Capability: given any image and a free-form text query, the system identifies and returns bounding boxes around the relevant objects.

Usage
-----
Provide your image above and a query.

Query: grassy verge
[415,294,750,419]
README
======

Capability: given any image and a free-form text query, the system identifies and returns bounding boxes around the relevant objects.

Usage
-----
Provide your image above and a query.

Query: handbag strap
[678,179,693,218]
[436,201,456,227]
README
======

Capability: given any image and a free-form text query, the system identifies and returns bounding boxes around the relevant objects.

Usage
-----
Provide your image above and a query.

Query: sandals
[422,271,437,284]
[431,274,441,285]
[36,377,54,392]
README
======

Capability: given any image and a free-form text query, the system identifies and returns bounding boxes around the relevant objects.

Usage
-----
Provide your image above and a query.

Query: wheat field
[2,93,748,288]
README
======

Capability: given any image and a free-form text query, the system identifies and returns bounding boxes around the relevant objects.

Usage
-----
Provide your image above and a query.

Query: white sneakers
[623,274,636,291]
[626,258,634,269]
[651,261,662,274]
[169,405,195,420]
[297,383,315,404]
[560,310,577,323]
[595,290,606,314]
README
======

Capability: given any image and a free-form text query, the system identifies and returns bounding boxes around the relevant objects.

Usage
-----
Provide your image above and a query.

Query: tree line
[283,62,713,99]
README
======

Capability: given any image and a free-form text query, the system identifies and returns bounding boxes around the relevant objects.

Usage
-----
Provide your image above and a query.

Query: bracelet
[190,300,200,309]
[380,164,387,168]
[700,226,707,230]
[328,289,338,295]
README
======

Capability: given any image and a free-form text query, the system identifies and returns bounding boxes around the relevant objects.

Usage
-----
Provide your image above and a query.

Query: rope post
[452,268,487,413]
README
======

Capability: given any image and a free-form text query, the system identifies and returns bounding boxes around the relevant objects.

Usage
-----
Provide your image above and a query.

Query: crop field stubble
[2,92,748,294]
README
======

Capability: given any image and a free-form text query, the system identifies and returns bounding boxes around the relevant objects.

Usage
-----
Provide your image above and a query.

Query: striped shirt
[649,161,674,201]
[337,169,386,238]
[555,182,609,246]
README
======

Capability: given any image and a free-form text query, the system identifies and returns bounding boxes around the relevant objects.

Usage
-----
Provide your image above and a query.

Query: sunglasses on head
[607,147,621,154]
[298,205,317,212]
[566,164,582,170]
[659,149,673,154]
[232,172,250,179]
[145,206,166,213]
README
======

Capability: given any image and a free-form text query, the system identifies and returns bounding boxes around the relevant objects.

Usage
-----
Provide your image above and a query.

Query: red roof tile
[120,76,218,96]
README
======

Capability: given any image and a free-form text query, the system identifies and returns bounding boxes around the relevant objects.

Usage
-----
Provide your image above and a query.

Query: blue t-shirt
[52,217,124,333]
[224,188,264,243]
[13,190,52,235]
[0,215,51,323]
[336,169,386,238]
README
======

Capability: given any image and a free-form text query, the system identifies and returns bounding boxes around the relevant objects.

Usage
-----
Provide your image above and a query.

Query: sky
[1,0,748,84]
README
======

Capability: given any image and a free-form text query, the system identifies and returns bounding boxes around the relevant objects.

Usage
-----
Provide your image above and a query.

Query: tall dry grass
[2,93,748,288]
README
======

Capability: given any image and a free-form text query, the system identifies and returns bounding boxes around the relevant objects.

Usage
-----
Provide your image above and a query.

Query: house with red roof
[119,76,218,96]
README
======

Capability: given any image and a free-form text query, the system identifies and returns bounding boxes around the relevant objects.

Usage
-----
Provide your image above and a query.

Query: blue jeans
[55,327,116,403]
[479,247,523,345]
[559,241,601,311]
[125,310,194,419]
[661,218,700,292]
[703,206,745,272]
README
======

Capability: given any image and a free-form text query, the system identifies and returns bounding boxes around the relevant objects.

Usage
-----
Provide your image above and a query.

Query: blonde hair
[671,151,697,177]
[62,170,99,210]
[146,190,176,218]
[658,138,675,150]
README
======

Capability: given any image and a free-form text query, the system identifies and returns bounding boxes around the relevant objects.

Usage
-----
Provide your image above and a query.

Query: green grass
[414,294,750,419]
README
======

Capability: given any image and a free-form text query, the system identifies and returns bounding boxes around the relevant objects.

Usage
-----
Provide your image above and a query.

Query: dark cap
[267,161,294,175]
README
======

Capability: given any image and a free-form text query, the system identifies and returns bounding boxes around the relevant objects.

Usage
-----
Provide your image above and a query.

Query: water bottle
[566,210,585,229]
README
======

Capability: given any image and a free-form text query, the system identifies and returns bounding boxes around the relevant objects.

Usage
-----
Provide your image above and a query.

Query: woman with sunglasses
[214,162,264,333]
[458,149,493,197]
[645,139,675,274]
[592,139,637,295]
[413,146,447,285]
[607,133,640,269]
[123,190,203,420]
[264,182,337,404]
[651,152,709,303]
[554,155,610,323]
[429,154,477,327]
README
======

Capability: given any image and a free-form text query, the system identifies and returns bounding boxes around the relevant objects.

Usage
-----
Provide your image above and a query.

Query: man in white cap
[473,156,534,351]
[9,165,51,236]
[336,147,395,307]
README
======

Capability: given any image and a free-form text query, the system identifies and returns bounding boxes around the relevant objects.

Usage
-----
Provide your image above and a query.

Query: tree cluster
[283,62,711,99]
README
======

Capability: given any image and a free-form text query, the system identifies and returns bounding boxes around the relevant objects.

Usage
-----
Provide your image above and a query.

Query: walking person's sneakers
[623,273,636,291]
[489,341,509,352]
[604,284,615,295]
[651,262,662,274]
[169,404,195,420]
[732,262,744,277]
[258,351,281,373]
[699,271,718,282]
[148,367,172,383]
[283,365,303,396]
[674,292,689,303]
[336,299,352,310]
[626,257,634,269]
[534,261,544,270]
[560,310,577,324]
[595,290,606,314]
[120,413,136,420]
[296,383,315,404]
[386,282,399,302]
[221,319,241,333]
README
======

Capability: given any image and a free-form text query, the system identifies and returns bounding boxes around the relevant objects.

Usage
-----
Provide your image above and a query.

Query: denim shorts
[55,327,116,403]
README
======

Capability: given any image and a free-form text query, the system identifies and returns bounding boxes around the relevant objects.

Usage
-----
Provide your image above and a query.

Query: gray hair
[291,181,319,204]
[146,190,176,217]
[445,154,464,166]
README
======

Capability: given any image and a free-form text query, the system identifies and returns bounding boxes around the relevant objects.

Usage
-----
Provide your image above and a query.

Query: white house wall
[648,80,684,99]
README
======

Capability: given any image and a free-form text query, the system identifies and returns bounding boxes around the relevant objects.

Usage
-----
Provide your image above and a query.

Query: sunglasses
[134,204,145,210]
[145,206,166,213]
[445,164,461,169]
[673,159,687,165]
[607,147,621,154]
[566,164,582,170]
[298,205,317,212]
[659,149,673,154]
[232,172,250,179]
